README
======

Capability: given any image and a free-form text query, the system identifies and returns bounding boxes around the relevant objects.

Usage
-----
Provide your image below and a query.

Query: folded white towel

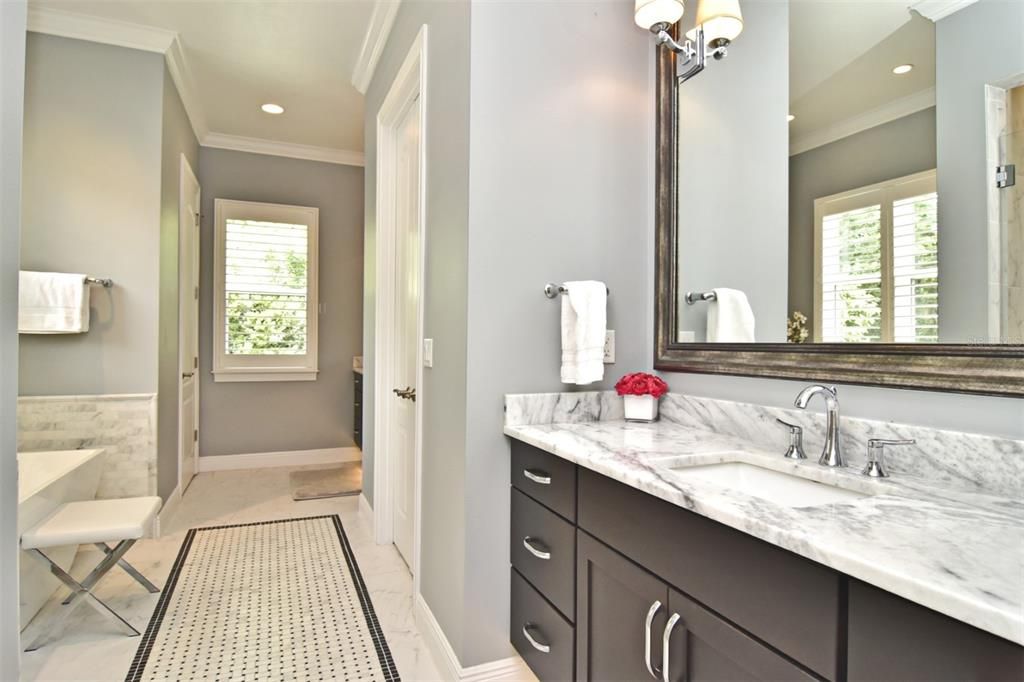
[561,281,607,385]
[18,271,91,334]
[707,287,755,343]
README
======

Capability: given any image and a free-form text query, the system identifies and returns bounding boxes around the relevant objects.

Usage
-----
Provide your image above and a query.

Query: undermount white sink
[665,461,869,508]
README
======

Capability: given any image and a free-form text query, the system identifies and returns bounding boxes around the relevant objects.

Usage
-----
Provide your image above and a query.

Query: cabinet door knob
[644,600,663,679]
[522,623,550,654]
[662,613,681,682]
[523,469,551,485]
[522,536,551,560]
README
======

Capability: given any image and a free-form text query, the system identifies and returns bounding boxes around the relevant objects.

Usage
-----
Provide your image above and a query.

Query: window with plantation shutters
[813,170,938,344]
[213,199,319,382]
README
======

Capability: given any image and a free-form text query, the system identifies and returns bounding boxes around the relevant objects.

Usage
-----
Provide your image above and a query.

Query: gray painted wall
[20,34,164,396]
[788,108,937,329]
[362,0,472,658]
[462,0,651,665]
[676,1,789,343]
[156,65,199,499]
[197,148,364,458]
[1,1,26,674]
[936,0,1024,342]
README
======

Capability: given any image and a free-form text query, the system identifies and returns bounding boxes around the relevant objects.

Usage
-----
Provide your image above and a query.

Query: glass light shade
[634,0,685,30]
[684,0,743,44]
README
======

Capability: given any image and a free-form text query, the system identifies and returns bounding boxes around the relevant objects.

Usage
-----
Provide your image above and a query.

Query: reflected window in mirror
[814,170,938,344]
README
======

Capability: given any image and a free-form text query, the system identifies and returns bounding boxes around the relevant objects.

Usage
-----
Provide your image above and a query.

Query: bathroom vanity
[505,395,1023,681]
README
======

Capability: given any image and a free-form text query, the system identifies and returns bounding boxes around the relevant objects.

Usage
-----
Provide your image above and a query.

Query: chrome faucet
[794,385,844,468]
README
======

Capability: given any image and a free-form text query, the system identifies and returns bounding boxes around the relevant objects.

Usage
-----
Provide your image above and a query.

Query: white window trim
[812,169,937,343]
[213,198,319,382]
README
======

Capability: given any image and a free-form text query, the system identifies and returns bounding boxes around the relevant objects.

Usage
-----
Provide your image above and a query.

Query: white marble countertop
[505,418,1024,646]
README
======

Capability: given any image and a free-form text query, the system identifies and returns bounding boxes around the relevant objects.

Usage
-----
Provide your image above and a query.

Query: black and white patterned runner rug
[126,516,399,681]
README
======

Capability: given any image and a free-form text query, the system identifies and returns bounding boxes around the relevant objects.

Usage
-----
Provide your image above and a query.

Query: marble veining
[504,391,623,426]
[504,394,1024,646]
[17,394,157,499]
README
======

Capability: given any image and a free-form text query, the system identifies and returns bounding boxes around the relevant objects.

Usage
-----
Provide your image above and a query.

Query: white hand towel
[561,281,607,385]
[707,287,755,343]
[18,271,91,334]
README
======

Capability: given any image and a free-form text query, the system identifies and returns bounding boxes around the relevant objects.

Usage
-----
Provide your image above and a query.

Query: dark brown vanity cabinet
[509,438,1023,682]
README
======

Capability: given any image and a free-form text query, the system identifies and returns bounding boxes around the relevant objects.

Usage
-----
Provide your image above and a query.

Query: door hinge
[194,212,200,227]
[194,285,199,300]
[193,429,198,442]
[194,356,198,369]
[996,164,1015,189]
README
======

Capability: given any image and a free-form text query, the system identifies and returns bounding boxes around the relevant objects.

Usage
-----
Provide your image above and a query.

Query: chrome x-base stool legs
[24,539,160,652]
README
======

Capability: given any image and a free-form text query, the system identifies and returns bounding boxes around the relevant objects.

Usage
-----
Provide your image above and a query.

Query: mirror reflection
[675,0,1023,345]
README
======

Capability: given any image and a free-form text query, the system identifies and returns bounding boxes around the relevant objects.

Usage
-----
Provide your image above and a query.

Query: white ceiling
[31,0,377,155]
[789,1,936,152]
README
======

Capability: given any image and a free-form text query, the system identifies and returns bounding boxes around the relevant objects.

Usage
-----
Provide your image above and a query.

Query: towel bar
[544,283,610,299]
[84,277,113,288]
[685,291,717,305]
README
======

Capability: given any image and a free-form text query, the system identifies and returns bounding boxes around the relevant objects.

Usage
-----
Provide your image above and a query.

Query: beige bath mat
[289,462,362,501]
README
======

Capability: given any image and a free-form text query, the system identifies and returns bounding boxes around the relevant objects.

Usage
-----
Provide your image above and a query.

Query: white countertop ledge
[504,419,1024,646]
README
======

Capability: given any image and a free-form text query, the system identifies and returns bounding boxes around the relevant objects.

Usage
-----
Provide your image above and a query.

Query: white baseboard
[197,446,361,473]
[359,493,373,519]
[154,484,182,537]
[413,593,535,682]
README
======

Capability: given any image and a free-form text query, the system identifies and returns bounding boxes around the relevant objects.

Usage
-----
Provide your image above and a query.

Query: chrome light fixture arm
[650,24,730,85]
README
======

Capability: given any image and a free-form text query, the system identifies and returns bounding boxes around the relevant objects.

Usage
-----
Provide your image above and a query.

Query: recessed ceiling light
[892,64,913,75]
[787,114,796,122]
[261,103,285,115]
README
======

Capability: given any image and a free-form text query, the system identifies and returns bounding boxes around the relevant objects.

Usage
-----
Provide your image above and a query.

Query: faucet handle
[776,418,806,460]
[863,438,915,478]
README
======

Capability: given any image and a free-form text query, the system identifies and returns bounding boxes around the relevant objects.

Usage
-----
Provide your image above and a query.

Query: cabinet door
[664,588,819,682]
[577,531,668,682]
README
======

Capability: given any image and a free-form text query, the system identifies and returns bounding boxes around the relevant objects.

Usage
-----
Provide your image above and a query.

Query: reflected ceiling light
[892,64,914,75]
[635,0,743,85]
[787,114,796,122]
[261,103,285,114]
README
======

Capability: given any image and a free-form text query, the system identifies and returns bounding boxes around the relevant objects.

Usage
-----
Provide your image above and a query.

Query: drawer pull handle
[522,623,551,654]
[662,613,681,682]
[523,469,552,485]
[644,600,662,679]
[522,536,551,560]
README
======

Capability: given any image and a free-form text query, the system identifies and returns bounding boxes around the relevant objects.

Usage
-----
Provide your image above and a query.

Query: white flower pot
[623,394,659,423]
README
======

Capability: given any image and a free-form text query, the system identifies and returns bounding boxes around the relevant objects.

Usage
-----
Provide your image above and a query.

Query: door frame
[178,153,201,496]
[373,25,428,591]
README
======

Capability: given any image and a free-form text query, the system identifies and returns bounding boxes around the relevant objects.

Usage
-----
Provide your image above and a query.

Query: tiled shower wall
[17,394,157,498]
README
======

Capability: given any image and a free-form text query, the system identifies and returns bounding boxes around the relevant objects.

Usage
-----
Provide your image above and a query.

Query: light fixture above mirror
[635,0,743,84]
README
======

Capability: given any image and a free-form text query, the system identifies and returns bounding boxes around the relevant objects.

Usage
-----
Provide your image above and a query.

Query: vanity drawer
[511,568,575,682]
[511,440,576,522]
[511,488,576,620]
[578,468,842,680]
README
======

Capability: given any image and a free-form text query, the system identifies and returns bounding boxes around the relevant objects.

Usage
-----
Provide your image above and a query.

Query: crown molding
[201,133,365,167]
[352,0,401,94]
[26,6,208,140]
[164,35,208,140]
[790,87,936,156]
[27,5,175,53]
[911,0,979,22]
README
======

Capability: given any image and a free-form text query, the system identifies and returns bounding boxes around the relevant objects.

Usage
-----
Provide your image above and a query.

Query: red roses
[615,372,668,399]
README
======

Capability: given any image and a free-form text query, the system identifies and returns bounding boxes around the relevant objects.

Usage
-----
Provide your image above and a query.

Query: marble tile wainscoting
[17,394,158,498]
[505,391,1024,498]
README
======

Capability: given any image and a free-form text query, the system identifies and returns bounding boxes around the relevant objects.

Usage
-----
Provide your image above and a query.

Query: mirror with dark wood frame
[654,0,1024,396]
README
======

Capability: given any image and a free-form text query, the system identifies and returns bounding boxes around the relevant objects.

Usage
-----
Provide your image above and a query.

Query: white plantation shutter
[224,219,309,355]
[892,192,939,343]
[213,200,319,382]
[813,171,938,344]
[820,203,883,343]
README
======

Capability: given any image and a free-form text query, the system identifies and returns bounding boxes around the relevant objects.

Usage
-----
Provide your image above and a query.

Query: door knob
[393,386,416,401]
[182,372,195,379]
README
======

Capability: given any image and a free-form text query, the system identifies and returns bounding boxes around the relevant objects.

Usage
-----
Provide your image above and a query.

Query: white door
[391,97,421,567]
[179,156,201,494]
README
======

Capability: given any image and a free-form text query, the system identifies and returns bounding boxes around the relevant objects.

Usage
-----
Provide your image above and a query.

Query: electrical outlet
[603,330,615,364]
[423,338,434,368]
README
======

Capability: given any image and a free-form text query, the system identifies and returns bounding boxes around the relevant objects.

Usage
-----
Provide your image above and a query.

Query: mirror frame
[653,30,1024,397]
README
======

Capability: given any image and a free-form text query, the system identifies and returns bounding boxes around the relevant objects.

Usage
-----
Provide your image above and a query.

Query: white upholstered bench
[21,496,162,651]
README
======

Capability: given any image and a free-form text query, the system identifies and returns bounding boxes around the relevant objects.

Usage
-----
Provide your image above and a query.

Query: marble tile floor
[20,466,444,682]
